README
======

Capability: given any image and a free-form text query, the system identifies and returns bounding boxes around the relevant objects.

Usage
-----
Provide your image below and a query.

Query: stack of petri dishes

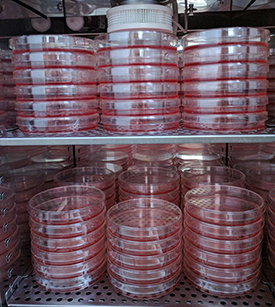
[107,198,182,299]
[118,167,180,206]
[184,185,264,297]
[3,170,44,245]
[0,186,21,283]
[0,152,30,170]
[1,49,16,129]
[181,27,270,131]
[132,149,174,168]
[267,48,275,118]
[178,51,184,107]
[86,150,129,171]
[135,143,175,153]
[267,189,275,270]
[9,35,98,133]
[54,167,116,210]
[95,30,181,132]
[29,185,106,292]
[180,166,246,209]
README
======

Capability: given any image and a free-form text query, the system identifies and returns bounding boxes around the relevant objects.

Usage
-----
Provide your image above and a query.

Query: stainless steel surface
[1,128,275,146]
[6,269,275,307]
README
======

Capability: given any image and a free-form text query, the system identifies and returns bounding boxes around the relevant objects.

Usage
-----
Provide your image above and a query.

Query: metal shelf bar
[1,128,275,146]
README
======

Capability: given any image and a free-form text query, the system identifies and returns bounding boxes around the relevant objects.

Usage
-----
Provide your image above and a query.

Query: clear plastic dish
[0,249,21,281]
[34,260,106,292]
[30,222,105,252]
[118,167,179,195]
[15,84,97,99]
[32,237,105,265]
[86,151,128,168]
[98,65,178,83]
[132,150,174,166]
[181,166,246,191]
[3,170,43,191]
[107,267,181,299]
[118,186,179,202]
[0,186,15,211]
[184,252,261,282]
[183,80,268,97]
[108,254,181,285]
[184,185,264,226]
[183,62,269,81]
[119,195,180,207]
[247,165,275,191]
[175,149,221,166]
[183,112,267,131]
[13,68,97,85]
[184,262,260,298]
[0,227,19,252]
[0,239,21,267]
[29,213,105,238]
[12,51,96,68]
[185,209,264,240]
[182,96,268,114]
[85,162,122,180]
[97,47,178,66]
[184,224,263,254]
[15,183,44,203]
[100,98,180,116]
[107,240,182,270]
[184,237,261,268]
[10,35,95,51]
[107,198,182,241]
[181,27,270,48]
[95,31,178,50]
[99,82,179,99]
[0,152,30,169]
[54,167,115,191]
[16,99,98,118]
[101,113,180,132]
[107,228,182,256]
[183,44,269,65]
[17,114,98,133]
[233,161,271,176]
[29,185,105,224]
[0,218,18,241]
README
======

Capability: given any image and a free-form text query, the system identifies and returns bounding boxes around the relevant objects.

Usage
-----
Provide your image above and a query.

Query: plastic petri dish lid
[97,47,178,67]
[99,82,179,99]
[101,113,180,133]
[183,43,269,65]
[13,68,97,85]
[0,186,15,210]
[183,112,267,132]
[107,198,182,241]
[0,238,21,268]
[86,151,128,167]
[100,98,180,116]
[84,162,122,180]
[32,236,105,265]
[234,161,272,177]
[133,150,174,165]
[15,84,97,99]
[12,50,96,69]
[0,218,18,242]
[184,237,261,269]
[29,210,105,238]
[118,167,179,195]
[184,262,261,298]
[54,167,115,190]
[0,249,21,282]
[0,152,30,169]
[108,253,182,285]
[0,203,17,227]
[184,252,261,283]
[184,209,264,240]
[29,185,105,224]
[16,98,98,118]
[176,149,221,165]
[95,31,178,50]
[107,266,181,299]
[182,96,268,114]
[107,239,182,270]
[30,222,105,252]
[183,62,269,81]
[184,223,263,254]
[17,114,99,134]
[183,79,268,97]
[34,260,106,292]
[247,165,275,191]
[0,226,20,253]
[184,185,264,226]
[181,27,270,49]
[9,35,95,51]
[181,166,246,190]
[98,65,178,83]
